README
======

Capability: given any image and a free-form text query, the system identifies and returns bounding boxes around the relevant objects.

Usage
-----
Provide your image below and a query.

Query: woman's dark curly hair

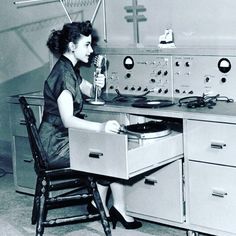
[47,21,93,56]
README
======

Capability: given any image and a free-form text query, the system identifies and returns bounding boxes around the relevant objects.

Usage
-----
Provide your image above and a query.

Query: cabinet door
[188,161,236,233]
[126,160,184,223]
[14,136,36,190]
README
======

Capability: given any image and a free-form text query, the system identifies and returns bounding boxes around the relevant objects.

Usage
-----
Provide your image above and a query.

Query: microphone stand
[88,72,105,105]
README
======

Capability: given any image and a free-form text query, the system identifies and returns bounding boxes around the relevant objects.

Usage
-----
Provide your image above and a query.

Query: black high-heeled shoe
[109,206,142,230]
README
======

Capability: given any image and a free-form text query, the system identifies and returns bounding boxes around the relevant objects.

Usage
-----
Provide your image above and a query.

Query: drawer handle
[19,119,26,125]
[23,159,33,163]
[210,142,226,149]
[89,152,103,159]
[144,178,157,185]
[212,190,228,198]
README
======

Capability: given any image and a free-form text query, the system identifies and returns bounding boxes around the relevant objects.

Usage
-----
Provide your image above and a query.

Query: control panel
[103,53,236,100]
[173,56,236,99]
[105,54,173,97]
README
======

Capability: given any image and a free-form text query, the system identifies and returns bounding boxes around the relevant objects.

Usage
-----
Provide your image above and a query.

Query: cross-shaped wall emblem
[124,0,147,44]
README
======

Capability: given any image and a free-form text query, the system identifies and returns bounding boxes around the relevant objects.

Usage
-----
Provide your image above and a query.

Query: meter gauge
[123,56,134,70]
[218,58,231,73]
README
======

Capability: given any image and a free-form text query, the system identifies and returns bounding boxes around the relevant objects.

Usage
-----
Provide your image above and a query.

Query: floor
[0,157,206,236]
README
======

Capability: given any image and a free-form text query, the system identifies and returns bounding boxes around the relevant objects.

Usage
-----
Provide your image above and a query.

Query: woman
[39,21,142,230]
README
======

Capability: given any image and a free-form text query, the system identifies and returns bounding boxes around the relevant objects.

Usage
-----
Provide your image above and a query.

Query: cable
[216,96,234,103]
[178,94,234,109]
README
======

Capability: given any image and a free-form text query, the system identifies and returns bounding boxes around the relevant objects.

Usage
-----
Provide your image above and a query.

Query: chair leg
[88,176,112,236]
[32,177,42,225]
[35,177,48,236]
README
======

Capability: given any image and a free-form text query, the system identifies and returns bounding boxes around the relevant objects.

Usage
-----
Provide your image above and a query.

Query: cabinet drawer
[69,129,183,179]
[186,120,236,166]
[10,103,42,136]
[188,161,236,233]
[126,159,184,223]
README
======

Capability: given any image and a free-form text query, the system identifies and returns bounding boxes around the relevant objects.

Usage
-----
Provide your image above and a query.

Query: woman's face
[74,34,93,63]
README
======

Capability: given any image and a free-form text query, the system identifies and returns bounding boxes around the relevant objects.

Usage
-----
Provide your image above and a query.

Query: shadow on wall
[0,10,84,83]
[0,63,49,99]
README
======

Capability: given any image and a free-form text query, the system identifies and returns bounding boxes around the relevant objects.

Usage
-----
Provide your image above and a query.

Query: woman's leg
[110,182,135,222]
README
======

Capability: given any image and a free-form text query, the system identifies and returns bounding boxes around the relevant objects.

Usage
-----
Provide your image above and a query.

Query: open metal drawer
[69,129,183,179]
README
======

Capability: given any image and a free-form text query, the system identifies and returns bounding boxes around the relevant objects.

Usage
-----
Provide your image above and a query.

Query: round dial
[123,56,134,70]
[218,58,231,73]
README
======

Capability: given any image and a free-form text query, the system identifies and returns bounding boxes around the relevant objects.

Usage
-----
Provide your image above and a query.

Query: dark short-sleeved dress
[39,56,83,169]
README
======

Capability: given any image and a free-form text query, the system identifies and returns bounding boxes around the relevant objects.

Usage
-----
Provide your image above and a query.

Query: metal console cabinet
[186,120,236,236]
[9,93,236,236]
[9,102,42,195]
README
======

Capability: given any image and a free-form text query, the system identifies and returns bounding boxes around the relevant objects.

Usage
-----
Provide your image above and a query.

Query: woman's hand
[100,120,120,133]
[94,73,105,89]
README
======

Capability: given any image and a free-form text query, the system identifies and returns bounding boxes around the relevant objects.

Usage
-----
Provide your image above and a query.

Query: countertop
[8,91,236,124]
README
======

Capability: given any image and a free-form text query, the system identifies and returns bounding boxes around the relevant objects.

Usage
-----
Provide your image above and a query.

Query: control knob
[185,62,190,67]
[126,73,131,78]
[221,77,227,83]
[175,61,180,67]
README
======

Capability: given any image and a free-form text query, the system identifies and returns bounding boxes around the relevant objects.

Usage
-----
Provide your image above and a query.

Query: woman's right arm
[57,89,120,133]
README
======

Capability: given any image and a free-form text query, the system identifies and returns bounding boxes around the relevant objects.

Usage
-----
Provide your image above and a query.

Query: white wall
[102,0,236,47]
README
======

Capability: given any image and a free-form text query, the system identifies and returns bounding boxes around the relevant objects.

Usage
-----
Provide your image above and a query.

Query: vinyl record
[132,99,174,108]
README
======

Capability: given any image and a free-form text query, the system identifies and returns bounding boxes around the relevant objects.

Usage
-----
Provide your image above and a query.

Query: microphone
[88,54,106,105]
[94,54,106,75]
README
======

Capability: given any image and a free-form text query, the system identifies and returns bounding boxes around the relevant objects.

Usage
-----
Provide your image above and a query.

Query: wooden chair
[19,96,111,236]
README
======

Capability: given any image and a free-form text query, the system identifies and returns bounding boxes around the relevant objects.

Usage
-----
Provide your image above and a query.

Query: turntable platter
[132,99,174,108]
[120,120,171,139]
